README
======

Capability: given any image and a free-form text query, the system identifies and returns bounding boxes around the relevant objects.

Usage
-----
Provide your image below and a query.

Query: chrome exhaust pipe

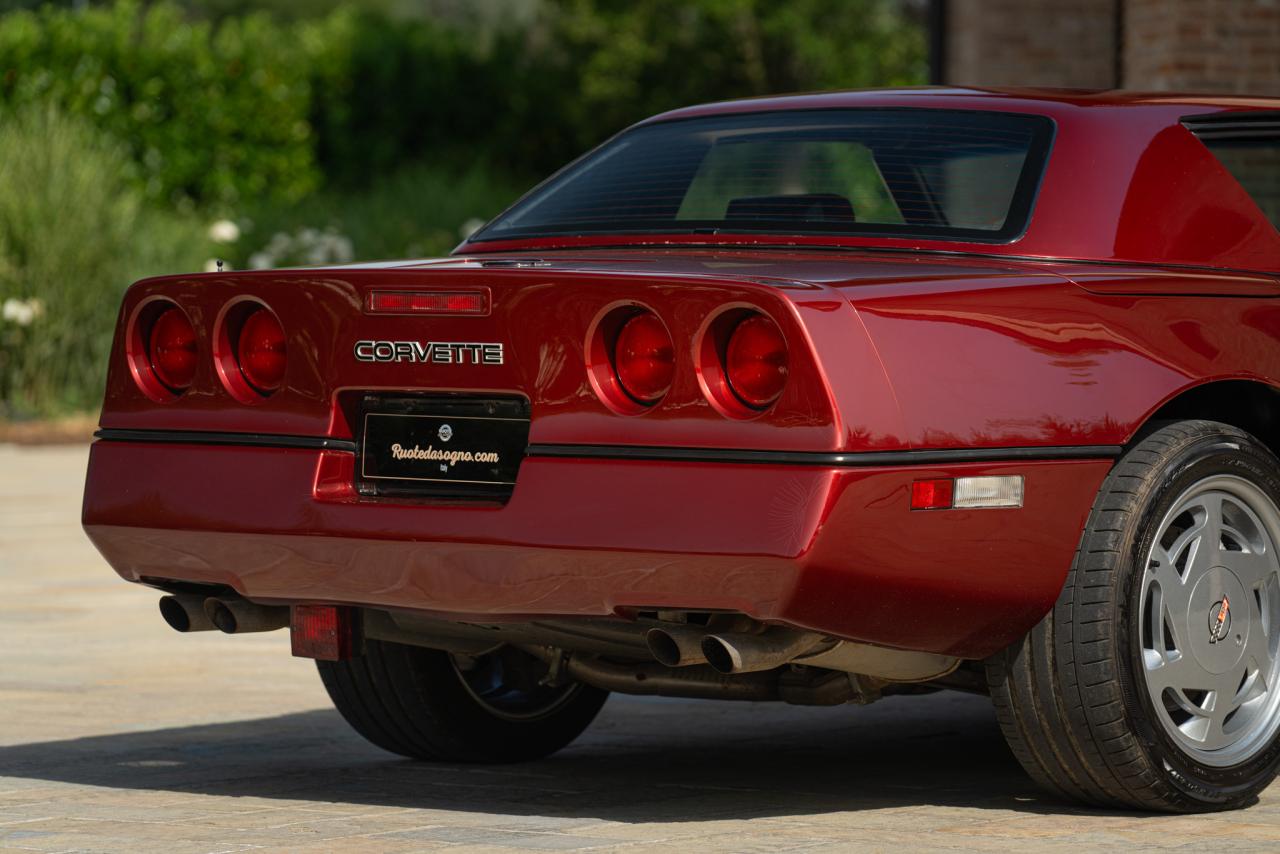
[203,597,290,634]
[645,625,710,667]
[701,628,830,675]
[158,594,217,632]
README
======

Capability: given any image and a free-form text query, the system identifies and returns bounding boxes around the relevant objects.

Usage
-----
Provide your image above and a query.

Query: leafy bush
[294,1,927,182]
[481,0,929,175]
[228,160,528,269]
[0,0,315,207]
[0,0,925,416]
[0,105,212,416]
[0,1,925,202]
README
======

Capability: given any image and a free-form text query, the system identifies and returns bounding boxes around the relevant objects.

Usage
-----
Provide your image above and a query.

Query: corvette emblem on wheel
[1209,596,1231,644]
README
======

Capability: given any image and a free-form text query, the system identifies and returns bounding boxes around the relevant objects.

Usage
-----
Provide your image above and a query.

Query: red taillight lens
[726,314,788,409]
[614,312,675,404]
[237,308,287,393]
[148,307,197,392]
[290,605,357,661]
[911,479,955,511]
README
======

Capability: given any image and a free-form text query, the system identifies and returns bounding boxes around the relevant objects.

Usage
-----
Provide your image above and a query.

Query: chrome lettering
[353,341,504,365]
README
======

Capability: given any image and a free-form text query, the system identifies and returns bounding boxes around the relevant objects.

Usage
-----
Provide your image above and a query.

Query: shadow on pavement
[0,691,1132,821]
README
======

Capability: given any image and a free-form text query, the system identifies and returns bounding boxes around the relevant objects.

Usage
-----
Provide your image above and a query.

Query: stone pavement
[2,443,1279,853]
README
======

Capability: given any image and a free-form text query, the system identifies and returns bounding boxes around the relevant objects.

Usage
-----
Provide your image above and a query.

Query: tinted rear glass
[475,109,1054,243]
[1201,139,1280,229]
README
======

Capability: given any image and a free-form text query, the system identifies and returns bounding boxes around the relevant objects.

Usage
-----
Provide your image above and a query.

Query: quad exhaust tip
[203,597,290,634]
[644,625,709,668]
[158,594,289,635]
[158,594,216,633]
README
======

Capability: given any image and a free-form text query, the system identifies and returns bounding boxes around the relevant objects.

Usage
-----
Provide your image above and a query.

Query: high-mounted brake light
[237,307,287,393]
[614,312,675,404]
[148,307,197,392]
[367,290,489,315]
[725,314,788,409]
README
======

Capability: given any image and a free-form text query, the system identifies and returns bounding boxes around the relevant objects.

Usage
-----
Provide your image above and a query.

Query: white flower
[459,217,486,239]
[248,252,274,270]
[2,297,37,326]
[208,219,241,243]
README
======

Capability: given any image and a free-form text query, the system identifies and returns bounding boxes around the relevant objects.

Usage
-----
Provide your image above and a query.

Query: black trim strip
[525,443,1123,466]
[94,428,358,453]
[94,428,1121,467]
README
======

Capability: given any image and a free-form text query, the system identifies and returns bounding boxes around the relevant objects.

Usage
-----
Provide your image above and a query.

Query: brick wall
[944,0,1117,88]
[1125,0,1280,93]
[943,0,1280,94]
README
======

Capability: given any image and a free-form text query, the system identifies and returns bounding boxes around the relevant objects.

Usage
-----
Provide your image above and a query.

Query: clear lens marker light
[953,475,1024,509]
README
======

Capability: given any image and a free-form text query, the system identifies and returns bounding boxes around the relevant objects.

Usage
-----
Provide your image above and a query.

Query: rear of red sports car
[83,89,1280,811]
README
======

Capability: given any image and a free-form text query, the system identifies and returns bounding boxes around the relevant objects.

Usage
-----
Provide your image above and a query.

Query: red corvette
[83,89,1280,812]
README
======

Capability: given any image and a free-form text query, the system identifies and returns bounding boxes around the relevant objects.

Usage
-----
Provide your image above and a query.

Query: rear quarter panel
[846,270,1280,450]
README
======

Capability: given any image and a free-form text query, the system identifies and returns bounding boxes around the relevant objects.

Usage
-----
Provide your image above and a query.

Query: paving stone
[2,443,1278,852]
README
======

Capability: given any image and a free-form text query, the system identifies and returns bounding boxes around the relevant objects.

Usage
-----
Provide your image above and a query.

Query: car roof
[641,87,1280,126]
[466,88,1280,274]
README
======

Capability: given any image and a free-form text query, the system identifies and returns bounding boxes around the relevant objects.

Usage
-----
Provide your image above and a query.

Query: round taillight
[614,312,674,404]
[726,314,788,409]
[237,308,287,393]
[148,307,197,392]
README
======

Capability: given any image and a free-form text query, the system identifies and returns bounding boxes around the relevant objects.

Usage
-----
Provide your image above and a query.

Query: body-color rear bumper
[81,438,1113,659]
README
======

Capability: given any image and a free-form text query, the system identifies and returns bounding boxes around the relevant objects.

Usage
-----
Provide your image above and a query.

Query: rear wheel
[318,640,608,762]
[988,420,1280,811]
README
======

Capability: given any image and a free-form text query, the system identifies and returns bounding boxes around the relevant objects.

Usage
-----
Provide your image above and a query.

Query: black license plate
[356,395,530,500]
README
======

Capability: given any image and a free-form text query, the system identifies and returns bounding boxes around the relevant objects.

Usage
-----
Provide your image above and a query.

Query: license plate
[356,396,530,500]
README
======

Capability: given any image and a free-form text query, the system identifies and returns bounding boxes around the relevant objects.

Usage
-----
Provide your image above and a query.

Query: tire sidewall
[1117,428,1280,806]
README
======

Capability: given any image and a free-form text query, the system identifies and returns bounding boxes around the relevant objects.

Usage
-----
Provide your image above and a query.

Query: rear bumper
[81,438,1112,659]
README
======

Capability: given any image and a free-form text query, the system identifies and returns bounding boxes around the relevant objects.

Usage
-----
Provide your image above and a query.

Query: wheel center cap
[1188,567,1249,674]
[1207,597,1233,642]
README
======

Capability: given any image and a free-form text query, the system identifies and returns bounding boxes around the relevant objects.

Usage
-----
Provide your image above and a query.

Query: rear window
[474,109,1054,244]
[1185,112,1280,230]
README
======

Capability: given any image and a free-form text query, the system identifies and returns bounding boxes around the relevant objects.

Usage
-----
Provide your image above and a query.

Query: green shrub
[302,0,928,184]
[0,105,212,416]
[0,0,316,207]
[229,160,528,269]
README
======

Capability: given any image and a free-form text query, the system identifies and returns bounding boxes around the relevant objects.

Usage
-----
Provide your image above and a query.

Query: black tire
[318,640,608,762]
[988,419,1280,811]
